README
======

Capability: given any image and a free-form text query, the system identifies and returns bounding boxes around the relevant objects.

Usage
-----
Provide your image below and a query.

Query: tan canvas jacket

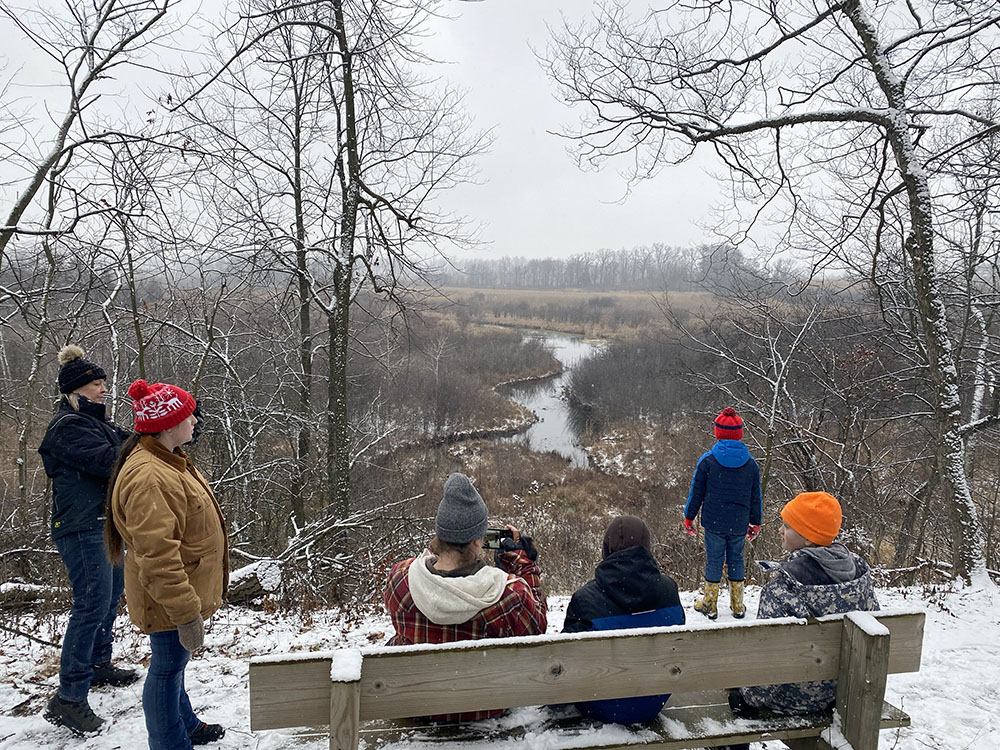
[112,435,228,633]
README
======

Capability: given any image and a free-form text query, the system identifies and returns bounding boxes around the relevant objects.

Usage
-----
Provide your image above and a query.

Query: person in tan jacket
[105,379,228,749]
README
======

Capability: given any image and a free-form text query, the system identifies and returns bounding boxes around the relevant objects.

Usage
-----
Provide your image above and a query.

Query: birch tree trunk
[844,0,987,584]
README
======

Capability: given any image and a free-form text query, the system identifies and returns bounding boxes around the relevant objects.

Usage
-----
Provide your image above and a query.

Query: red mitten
[684,518,697,536]
[746,524,761,541]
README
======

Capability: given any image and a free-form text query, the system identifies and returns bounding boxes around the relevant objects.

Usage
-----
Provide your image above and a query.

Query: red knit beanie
[714,407,744,440]
[128,379,196,434]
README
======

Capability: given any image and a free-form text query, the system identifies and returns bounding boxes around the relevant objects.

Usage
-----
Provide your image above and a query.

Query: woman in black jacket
[37,345,136,735]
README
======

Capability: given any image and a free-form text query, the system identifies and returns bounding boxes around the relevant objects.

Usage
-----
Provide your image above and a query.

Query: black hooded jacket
[38,397,129,540]
[562,545,685,724]
[564,545,684,633]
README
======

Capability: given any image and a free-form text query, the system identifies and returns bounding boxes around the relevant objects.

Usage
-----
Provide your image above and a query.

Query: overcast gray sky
[3,0,718,261]
[422,1,718,259]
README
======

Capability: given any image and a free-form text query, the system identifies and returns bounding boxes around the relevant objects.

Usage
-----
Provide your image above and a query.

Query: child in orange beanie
[729,491,879,720]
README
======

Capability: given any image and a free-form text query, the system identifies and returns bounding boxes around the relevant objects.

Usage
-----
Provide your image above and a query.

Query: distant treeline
[437,244,767,291]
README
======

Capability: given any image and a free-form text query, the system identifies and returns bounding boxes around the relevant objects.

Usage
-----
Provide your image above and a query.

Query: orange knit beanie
[781,491,842,546]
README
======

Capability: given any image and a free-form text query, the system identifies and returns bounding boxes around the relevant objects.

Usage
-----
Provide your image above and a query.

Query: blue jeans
[704,531,746,582]
[144,630,200,750]
[54,529,124,702]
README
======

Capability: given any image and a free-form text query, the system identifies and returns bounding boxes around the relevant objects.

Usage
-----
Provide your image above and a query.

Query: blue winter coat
[684,440,762,535]
[563,546,686,724]
[738,544,879,714]
[38,397,129,540]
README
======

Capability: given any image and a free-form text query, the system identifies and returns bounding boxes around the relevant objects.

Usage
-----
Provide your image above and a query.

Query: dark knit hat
[128,379,197,434]
[57,345,107,394]
[714,406,744,440]
[435,473,488,544]
[602,515,652,559]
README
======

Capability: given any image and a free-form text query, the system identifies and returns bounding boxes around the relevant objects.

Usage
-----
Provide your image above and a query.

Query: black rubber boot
[189,721,226,745]
[43,694,105,735]
[90,662,139,688]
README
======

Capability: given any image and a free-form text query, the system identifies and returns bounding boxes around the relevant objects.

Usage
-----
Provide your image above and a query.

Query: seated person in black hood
[562,515,685,724]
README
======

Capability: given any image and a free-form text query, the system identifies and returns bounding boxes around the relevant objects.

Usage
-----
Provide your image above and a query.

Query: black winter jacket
[563,546,686,723]
[38,397,129,540]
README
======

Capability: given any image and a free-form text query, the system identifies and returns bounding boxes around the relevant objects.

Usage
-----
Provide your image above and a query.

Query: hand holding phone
[483,527,515,550]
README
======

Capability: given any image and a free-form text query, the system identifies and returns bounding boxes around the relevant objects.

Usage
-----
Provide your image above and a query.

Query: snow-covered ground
[1,584,997,749]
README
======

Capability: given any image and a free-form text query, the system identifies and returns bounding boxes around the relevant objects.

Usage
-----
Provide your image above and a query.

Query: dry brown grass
[427,287,714,338]
[370,436,723,596]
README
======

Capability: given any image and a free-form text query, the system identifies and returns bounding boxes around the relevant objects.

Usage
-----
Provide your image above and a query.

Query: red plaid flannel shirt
[382,548,548,722]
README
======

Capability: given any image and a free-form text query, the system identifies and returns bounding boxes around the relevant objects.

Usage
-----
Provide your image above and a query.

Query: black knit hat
[57,345,107,394]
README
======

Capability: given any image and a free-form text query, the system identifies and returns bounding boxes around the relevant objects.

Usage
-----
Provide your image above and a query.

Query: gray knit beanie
[435,473,488,544]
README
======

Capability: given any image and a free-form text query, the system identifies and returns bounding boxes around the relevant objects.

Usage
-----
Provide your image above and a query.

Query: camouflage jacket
[739,543,879,715]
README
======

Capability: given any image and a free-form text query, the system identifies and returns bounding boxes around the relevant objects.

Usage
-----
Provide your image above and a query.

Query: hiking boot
[693,580,720,620]
[189,721,226,745]
[43,694,105,735]
[90,662,139,688]
[729,579,746,619]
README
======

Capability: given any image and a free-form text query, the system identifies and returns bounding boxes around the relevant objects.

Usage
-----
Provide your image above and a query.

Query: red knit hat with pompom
[714,407,744,440]
[128,379,196,434]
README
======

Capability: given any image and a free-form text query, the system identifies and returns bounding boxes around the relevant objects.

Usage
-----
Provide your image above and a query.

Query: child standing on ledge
[683,407,763,619]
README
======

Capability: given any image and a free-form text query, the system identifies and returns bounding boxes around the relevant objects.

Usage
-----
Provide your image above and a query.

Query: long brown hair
[104,433,145,562]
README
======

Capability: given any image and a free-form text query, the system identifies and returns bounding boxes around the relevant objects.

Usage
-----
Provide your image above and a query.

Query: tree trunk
[325,0,363,517]
[845,0,988,584]
[327,263,351,516]
[292,89,311,529]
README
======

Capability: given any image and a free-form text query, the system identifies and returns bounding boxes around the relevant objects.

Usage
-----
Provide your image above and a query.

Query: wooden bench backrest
[250,610,923,731]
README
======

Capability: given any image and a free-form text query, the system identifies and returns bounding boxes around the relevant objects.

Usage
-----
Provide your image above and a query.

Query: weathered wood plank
[330,681,361,750]
[836,613,891,750]
[358,613,923,720]
[249,657,331,731]
[359,699,907,749]
[341,694,908,750]
[249,612,924,730]
[784,738,834,750]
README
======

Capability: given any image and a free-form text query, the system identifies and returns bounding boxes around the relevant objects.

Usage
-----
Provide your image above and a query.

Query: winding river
[500,333,599,468]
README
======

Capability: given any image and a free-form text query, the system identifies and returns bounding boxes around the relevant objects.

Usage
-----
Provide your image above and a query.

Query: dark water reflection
[500,334,599,468]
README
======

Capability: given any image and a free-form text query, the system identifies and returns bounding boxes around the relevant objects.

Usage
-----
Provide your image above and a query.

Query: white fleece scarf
[407,549,510,625]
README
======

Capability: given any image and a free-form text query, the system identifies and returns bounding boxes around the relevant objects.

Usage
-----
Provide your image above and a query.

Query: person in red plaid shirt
[383,472,547,722]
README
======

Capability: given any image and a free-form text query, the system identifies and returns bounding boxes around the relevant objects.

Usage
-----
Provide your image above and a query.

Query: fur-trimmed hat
[435,473,488,545]
[57,345,107,394]
[128,379,196,434]
[781,491,842,546]
[714,407,744,441]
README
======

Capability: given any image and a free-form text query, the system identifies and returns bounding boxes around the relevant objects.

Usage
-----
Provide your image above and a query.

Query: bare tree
[0,0,174,264]
[179,0,486,518]
[547,0,1000,584]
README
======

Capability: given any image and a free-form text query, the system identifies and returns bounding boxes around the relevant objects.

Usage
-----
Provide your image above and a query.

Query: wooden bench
[249,609,924,750]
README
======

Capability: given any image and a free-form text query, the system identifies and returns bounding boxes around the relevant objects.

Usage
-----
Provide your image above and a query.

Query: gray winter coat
[739,543,879,715]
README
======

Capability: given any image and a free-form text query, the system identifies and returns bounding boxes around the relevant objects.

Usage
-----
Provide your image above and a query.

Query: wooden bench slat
[249,612,923,734]
[358,613,923,720]
[249,658,331,731]
[352,694,910,750]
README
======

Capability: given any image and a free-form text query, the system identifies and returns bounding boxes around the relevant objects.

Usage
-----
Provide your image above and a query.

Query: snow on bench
[249,609,925,750]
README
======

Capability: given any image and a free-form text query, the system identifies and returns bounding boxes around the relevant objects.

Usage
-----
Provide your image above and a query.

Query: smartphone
[483,528,514,550]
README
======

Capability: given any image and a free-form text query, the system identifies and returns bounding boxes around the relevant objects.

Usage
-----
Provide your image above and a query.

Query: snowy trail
[1,586,997,749]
